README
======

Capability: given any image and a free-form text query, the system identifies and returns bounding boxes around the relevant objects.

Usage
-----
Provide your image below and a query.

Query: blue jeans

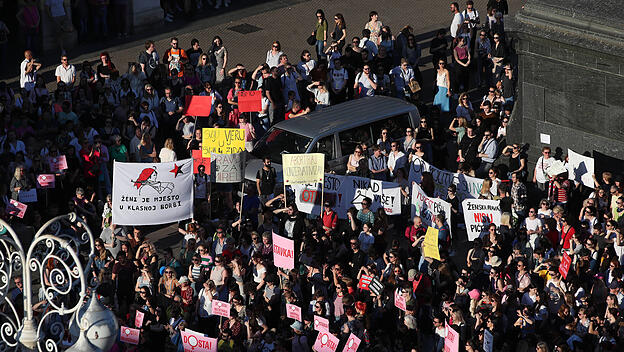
[315,40,326,60]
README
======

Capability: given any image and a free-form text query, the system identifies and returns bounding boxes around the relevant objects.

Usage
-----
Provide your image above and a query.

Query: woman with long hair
[379,26,395,58]
[159,138,177,162]
[433,59,451,113]
[96,51,116,81]
[312,9,328,60]
[93,238,113,276]
[196,53,215,84]
[265,40,283,68]
[138,133,157,163]
[331,13,347,52]
[211,36,227,84]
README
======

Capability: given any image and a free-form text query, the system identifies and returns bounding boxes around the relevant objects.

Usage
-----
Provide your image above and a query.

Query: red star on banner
[170,164,183,177]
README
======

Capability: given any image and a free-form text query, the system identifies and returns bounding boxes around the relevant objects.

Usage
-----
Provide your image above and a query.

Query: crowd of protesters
[4,0,624,351]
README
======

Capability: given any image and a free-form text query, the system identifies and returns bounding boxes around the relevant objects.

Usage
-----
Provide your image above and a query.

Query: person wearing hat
[290,321,310,352]
[322,201,338,233]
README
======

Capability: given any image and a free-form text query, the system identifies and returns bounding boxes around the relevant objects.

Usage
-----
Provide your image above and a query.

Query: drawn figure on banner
[131,166,176,195]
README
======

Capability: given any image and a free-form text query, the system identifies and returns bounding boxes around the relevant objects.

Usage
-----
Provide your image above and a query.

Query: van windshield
[252,128,312,162]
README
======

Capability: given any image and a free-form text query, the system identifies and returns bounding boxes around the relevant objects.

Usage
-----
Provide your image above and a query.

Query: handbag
[306,35,316,46]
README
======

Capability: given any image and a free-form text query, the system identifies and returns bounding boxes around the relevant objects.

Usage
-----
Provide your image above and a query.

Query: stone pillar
[506,0,624,165]
[40,0,77,53]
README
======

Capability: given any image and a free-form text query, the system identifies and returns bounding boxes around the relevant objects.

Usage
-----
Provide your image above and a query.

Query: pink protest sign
[120,326,140,345]
[135,310,145,328]
[36,174,56,188]
[394,288,407,311]
[272,232,295,270]
[286,303,302,321]
[342,333,361,352]
[181,329,217,352]
[314,315,329,332]
[313,331,340,352]
[7,200,27,218]
[211,300,230,318]
[560,252,572,279]
[48,155,68,172]
[445,322,459,352]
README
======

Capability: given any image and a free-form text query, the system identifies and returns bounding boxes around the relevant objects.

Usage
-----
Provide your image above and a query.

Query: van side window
[339,125,373,157]
[311,135,335,161]
[370,113,412,142]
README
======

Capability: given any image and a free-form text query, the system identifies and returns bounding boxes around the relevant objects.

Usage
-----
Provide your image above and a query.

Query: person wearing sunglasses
[532,147,554,192]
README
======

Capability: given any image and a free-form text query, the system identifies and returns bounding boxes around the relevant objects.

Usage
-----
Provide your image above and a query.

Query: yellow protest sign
[282,153,325,185]
[423,226,441,260]
[201,128,246,157]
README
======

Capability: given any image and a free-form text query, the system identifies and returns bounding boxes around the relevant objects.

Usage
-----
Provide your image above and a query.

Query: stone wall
[506,0,624,168]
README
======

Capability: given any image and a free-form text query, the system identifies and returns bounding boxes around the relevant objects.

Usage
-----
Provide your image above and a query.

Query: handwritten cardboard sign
[192,150,211,174]
[237,90,262,112]
[201,128,245,157]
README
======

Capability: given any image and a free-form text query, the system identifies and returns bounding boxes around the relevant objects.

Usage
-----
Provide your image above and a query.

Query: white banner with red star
[112,159,193,225]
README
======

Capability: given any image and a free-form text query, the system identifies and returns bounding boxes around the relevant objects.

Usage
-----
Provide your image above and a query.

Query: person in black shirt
[138,40,159,79]
[500,64,515,104]
[186,38,203,67]
[429,29,448,67]
[263,67,284,125]
[96,52,116,81]
[256,157,277,204]
[458,125,480,170]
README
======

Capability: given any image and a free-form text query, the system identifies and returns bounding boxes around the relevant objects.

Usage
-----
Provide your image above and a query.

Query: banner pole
[208,180,212,220]
[319,176,324,217]
[283,183,287,209]
[238,152,245,230]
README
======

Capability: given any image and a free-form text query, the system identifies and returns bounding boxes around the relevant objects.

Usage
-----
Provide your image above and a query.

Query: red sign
[286,303,302,321]
[358,274,373,290]
[211,299,230,318]
[7,200,27,218]
[394,288,407,311]
[237,90,262,112]
[560,252,572,279]
[314,315,329,332]
[313,331,340,352]
[48,155,68,172]
[185,96,213,116]
[120,326,140,345]
[37,174,56,188]
[135,310,145,328]
[342,333,361,352]
[192,150,211,174]
[181,329,217,352]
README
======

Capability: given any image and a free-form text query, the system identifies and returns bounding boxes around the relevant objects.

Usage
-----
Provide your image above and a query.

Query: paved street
[8,0,522,249]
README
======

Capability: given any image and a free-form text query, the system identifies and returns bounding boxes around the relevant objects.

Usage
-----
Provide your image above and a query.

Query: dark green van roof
[275,96,419,138]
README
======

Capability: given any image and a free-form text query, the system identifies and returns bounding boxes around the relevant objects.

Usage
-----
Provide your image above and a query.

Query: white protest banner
[112,159,193,226]
[567,149,595,188]
[411,183,452,236]
[408,157,483,199]
[212,153,243,183]
[462,199,501,241]
[18,189,37,203]
[350,176,401,215]
[181,328,217,352]
[292,173,346,217]
[282,153,325,185]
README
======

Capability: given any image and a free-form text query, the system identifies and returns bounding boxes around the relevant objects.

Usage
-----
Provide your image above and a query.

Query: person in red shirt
[560,215,575,251]
[405,216,426,244]
[163,37,188,77]
[321,202,338,234]
[79,139,101,190]
[284,100,310,120]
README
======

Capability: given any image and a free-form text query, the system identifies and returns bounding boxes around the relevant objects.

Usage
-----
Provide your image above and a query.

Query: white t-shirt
[55,64,76,85]
[450,12,464,38]
[20,59,36,90]
[463,9,479,29]
[159,148,177,162]
[330,67,348,91]
[534,156,554,183]
[355,72,377,97]
[524,217,542,232]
